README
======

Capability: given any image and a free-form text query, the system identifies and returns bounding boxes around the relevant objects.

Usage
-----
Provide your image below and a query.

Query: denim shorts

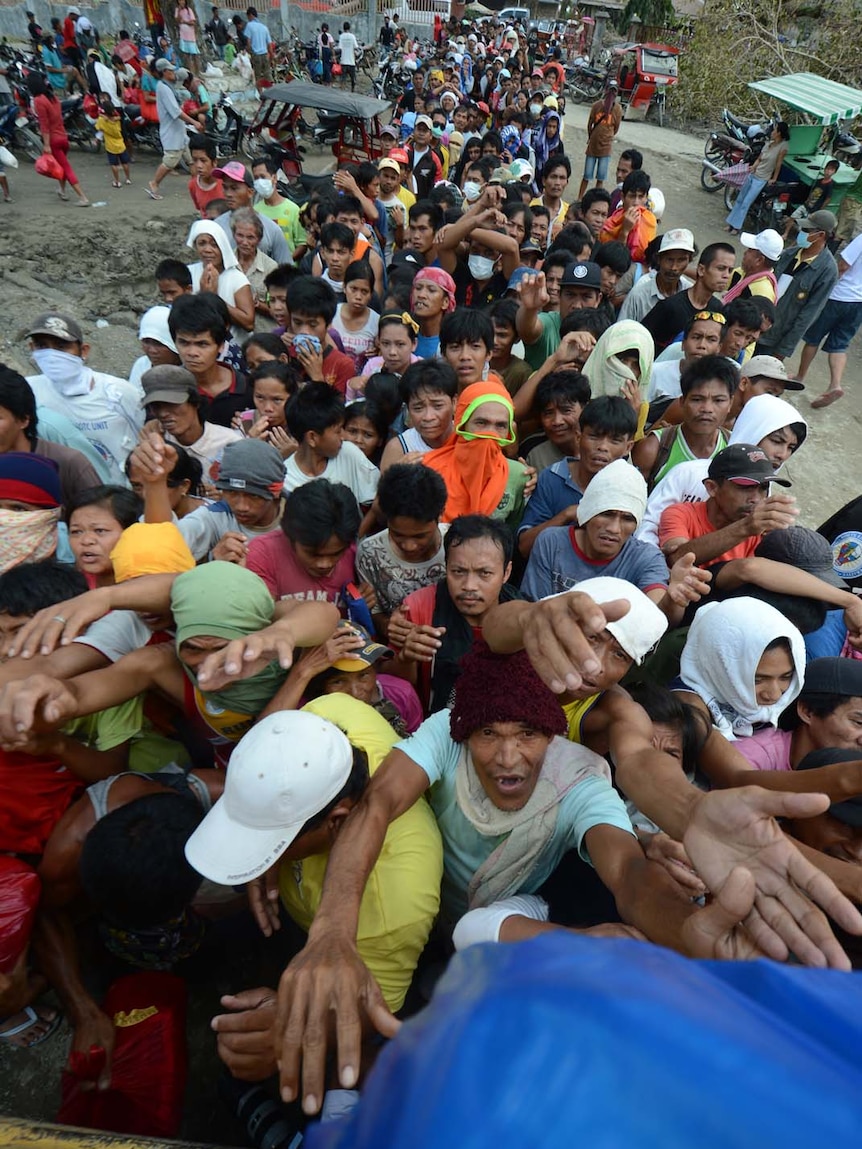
[803,296,862,352]
[583,154,610,182]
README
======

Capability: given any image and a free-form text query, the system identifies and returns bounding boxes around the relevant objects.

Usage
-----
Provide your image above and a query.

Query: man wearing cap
[659,443,797,569]
[522,458,709,623]
[792,226,862,408]
[724,229,783,305]
[146,58,200,201]
[515,263,604,370]
[754,210,839,361]
[735,353,805,406]
[210,161,292,264]
[619,229,696,324]
[140,365,240,484]
[25,312,143,489]
[408,115,443,199]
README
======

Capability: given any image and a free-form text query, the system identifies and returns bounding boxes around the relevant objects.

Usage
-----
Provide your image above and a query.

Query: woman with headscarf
[423,379,527,528]
[578,81,622,201]
[187,219,255,338]
[531,107,564,189]
[583,319,654,438]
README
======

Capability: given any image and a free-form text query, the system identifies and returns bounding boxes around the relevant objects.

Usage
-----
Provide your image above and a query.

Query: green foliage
[621,0,676,27]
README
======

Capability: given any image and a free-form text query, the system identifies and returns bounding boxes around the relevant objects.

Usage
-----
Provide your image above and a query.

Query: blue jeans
[583,154,610,181]
[726,172,766,230]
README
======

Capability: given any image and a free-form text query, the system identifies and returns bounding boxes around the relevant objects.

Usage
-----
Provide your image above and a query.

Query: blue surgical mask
[796,230,814,249]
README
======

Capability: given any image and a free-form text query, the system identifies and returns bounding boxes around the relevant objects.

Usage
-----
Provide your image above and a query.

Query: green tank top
[651,425,728,486]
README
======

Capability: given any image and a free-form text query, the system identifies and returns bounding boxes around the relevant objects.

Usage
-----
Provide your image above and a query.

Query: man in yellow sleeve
[188,696,442,1123]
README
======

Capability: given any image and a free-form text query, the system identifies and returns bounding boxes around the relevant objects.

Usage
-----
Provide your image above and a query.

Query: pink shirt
[245,530,356,606]
[378,673,423,733]
[733,727,793,772]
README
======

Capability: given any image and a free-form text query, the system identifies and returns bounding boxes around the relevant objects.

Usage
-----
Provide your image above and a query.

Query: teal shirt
[524,310,561,371]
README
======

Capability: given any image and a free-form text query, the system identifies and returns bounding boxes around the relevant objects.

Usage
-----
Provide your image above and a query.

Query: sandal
[57,188,69,201]
[145,184,163,200]
[0,1005,62,1049]
[810,388,844,409]
[112,182,121,189]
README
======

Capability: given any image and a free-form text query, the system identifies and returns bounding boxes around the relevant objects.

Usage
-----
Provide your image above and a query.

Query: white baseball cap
[567,576,668,665]
[659,227,695,254]
[184,711,354,885]
[740,228,783,261]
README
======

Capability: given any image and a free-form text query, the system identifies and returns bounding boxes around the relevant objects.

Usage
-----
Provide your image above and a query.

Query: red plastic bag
[332,62,342,75]
[35,153,64,180]
[57,972,188,1138]
[0,857,40,974]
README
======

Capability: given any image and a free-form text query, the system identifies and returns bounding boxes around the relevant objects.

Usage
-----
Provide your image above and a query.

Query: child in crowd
[316,221,356,302]
[94,94,131,188]
[233,361,299,459]
[331,261,380,374]
[380,360,458,470]
[283,277,356,394]
[156,258,194,304]
[187,133,224,217]
[343,400,390,465]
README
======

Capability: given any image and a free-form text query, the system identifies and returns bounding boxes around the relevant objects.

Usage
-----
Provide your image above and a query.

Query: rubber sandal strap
[0,1005,38,1040]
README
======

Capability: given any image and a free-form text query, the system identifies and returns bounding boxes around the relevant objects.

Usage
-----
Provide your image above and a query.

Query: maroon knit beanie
[450,642,567,743]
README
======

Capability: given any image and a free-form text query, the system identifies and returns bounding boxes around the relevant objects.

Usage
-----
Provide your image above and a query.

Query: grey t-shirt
[522,527,669,602]
[356,525,449,615]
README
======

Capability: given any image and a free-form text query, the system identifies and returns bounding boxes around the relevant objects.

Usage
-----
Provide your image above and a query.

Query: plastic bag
[57,972,188,1137]
[0,858,40,974]
[0,145,19,170]
[35,153,64,180]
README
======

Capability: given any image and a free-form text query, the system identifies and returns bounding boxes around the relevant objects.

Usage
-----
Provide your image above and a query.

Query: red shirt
[659,500,760,564]
[34,93,67,146]
[188,175,225,217]
[246,530,357,605]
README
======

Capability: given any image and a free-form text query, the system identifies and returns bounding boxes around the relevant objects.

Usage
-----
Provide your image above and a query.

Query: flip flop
[145,186,163,201]
[0,1005,62,1049]
[810,388,844,409]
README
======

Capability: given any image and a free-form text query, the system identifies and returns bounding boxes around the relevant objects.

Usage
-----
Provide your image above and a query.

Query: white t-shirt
[27,370,143,487]
[339,31,359,66]
[831,233,862,303]
[646,359,683,403]
[637,459,709,548]
[282,439,379,505]
[331,307,380,368]
[170,422,242,486]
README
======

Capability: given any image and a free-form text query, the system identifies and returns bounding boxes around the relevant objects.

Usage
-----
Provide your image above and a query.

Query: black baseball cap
[560,260,602,290]
[799,657,862,699]
[796,748,862,827]
[707,443,791,487]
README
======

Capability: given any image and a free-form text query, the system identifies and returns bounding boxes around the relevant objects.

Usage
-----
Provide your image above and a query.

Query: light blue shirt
[395,710,634,919]
[245,17,272,54]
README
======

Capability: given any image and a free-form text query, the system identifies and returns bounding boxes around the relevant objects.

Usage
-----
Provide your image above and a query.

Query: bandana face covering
[0,507,60,573]
[30,348,92,398]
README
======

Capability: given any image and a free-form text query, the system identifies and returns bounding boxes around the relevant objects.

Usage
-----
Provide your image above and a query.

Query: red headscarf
[422,377,515,522]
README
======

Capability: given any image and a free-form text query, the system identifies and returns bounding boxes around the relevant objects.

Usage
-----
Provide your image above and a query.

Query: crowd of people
[3,8,862,1146]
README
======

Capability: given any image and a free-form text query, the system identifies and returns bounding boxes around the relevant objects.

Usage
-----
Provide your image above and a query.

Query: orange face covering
[422,377,515,523]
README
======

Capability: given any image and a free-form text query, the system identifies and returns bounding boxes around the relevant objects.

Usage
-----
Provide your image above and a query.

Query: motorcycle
[208,90,245,158]
[0,100,42,162]
[701,108,771,192]
[311,109,342,148]
[62,94,100,152]
[723,177,805,232]
[564,59,607,103]
[373,58,408,102]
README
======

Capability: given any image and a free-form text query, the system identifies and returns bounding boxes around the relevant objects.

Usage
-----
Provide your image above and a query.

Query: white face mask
[30,347,91,398]
[253,177,274,199]
[529,103,543,117]
[468,253,496,280]
[463,180,482,203]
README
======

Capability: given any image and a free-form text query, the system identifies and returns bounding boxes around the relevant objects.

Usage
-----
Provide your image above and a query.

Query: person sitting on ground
[388,515,522,713]
[356,464,448,631]
[132,435,283,563]
[281,383,379,513]
[422,379,527,528]
[518,395,637,559]
[522,458,709,624]
[142,365,241,486]
[659,443,797,570]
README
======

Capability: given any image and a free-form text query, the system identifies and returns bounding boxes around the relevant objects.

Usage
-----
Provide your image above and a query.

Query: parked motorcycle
[701,108,771,192]
[723,177,804,231]
[373,58,409,102]
[311,109,341,148]
[0,100,42,162]
[564,60,607,103]
[208,91,245,158]
[62,95,100,152]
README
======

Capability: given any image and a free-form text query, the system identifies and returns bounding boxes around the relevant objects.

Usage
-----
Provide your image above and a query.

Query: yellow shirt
[95,113,126,155]
[278,694,442,1012]
[531,196,570,227]
[396,185,416,212]
[562,694,601,743]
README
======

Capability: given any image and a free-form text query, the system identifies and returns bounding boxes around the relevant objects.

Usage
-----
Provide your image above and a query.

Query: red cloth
[0,858,40,974]
[0,748,83,855]
[599,205,657,265]
[58,972,188,1138]
[246,531,357,605]
[33,93,68,147]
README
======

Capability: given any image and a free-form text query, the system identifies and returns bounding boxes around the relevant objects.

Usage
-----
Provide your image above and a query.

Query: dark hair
[65,484,143,529]
[553,222,593,257]
[680,355,739,398]
[286,277,338,326]
[294,746,369,833]
[824,158,840,172]
[619,147,643,170]
[263,263,303,292]
[751,297,776,326]
[285,381,344,441]
[399,359,458,402]
[774,120,791,141]
[530,204,551,223]
[252,153,281,176]
[188,133,216,160]
[281,479,361,547]
[560,309,612,340]
[445,514,513,565]
[28,71,53,101]
[364,375,402,425]
[487,298,519,331]
[780,691,851,731]
[429,183,461,211]
[356,161,380,190]
[378,312,420,339]
[580,187,612,213]
[156,258,193,289]
[742,593,826,635]
[699,241,736,269]
[408,200,445,230]
[250,360,299,396]
[243,332,287,365]
[0,365,38,447]
[593,240,632,276]
[724,297,763,331]
[168,292,230,342]
[320,221,355,251]
[579,395,638,437]
[683,310,724,337]
[334,193,363,219]
[543,154,572,179]
[344,260,375,288]
[622,170,651,195]
[79,793,204,927]
[440,309,495,354]
[0,560,88,617]
[125,443,203,495]
[503,201,533,232]
[626,682,709,771]
[482,129,503,154]
[343,399,389,454]
[378,463,447,523]
[542,249,578,276]
[536,371,591,412]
